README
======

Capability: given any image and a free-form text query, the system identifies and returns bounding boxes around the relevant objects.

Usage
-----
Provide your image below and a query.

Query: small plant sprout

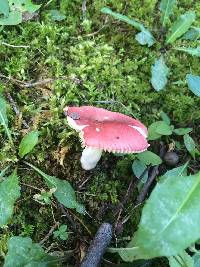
[53,224,69,241]
[64,106,149,170]
[34,188,56,205]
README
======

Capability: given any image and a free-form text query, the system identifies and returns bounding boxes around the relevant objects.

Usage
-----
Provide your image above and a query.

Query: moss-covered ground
[0,0,200,266]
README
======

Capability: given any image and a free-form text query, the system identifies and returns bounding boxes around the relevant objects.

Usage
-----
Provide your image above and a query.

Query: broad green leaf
[0,96,13,144]
[160,162,188,182]
[166,11,196,44]
[9,0,41,13]
[148,121,172,140]
[151,56,169,91]
[182,27,200,41]
[175,47,200,57]
[24,162,85,213]
[148,121,162,140]
[156,121,172,135]
[173,127,193,135]
[108,246,143,262]
[0,165,11,179]
[159,0,176,26]
[136,151,162,166]
[135,29,155,47]
[133,172,200,259]
[193,253,200,267]
[101,7,155,47]
[168,251,194,267]
[18,130,39,158]
[132,160,148,183]
[101,7,143,30]
[0,171,20,226]
[184,134,198,158]
[0,10,22,25]
[4,236,59,267]
[0,0,9,16]
[22,0,41,13]
[49,10,66,21]
[186,74,200,97]
[160,111,171,125]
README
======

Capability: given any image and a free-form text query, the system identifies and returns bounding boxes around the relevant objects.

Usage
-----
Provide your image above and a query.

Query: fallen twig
[59,204,82,236]
[0,73,25,88]
[24,76,82,87]
[20,182,41,191]
[5,92,29,129]
[67,209,92,237]
[39,222,59,245]
[84,25,106,37]
[0,74,82,89]
[136,142,166,205]
[80,223,113,267]
[114,167,150,232]
[136,166,159,205]
[0,42,30,48]
[82,0,87,19]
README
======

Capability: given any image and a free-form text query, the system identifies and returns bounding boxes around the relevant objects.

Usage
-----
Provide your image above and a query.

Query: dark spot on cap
[116,137,119,139]
[70,112,80,120]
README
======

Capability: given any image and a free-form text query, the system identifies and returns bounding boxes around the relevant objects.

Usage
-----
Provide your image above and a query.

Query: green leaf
[148,121,172,140]
[168,251,194,267]
[184,134,198,158]
[133,171,200,259]
[19,130,39,158]
[160,162,188,182]
[175,46,200,57]
[0,96,13,144]
[136,151,162,166]
[186,74,200,97]
[132,160,148,183]
[182,27,200,41]
[4,236,59,267]
[159,0,176,26]
[166,11,196,44]
[22,0,41,13]
[151,56,169,91]
[173,127,193,135]
[9,0,41,13]
[107,246,143,262]
[0,0,9,16]
[160,111,171,125]
[101,7,155,47]
[0,165,11,179]
[24,162,85,213]
[53,224,68,240]
[0,10,22,25]
[0,171,20,226]
[101,7,143,30]
[49,10,66,21]
[135,29,155,47]
[193,253,200,267]
[156,121,172,135]
[182,251,194,267]
[108,246,143,262]
[148,122,162,140]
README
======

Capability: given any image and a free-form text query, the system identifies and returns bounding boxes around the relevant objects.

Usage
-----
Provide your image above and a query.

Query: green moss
[0,0,200,265]
[89,173,120,203]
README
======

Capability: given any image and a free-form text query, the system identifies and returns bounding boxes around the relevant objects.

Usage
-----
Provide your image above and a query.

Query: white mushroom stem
[80,147,103,170]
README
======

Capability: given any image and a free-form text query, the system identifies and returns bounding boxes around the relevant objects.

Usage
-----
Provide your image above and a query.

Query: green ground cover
[0,0,200,266]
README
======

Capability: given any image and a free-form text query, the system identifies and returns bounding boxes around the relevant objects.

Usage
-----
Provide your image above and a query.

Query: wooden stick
[80,223,113,267]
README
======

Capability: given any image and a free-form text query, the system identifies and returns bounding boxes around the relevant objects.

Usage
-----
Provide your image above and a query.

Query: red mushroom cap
[64,106,149,153]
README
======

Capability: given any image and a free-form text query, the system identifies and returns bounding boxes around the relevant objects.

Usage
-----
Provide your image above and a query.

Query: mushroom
[64,106,149,170]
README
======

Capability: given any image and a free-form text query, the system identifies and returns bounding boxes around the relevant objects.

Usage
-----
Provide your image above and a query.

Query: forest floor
[0,0,200,266]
